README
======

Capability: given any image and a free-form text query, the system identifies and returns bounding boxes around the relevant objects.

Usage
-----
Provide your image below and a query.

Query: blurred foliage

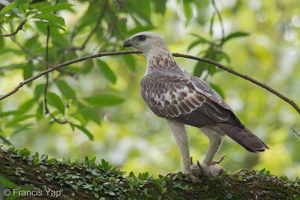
[0,0,299,180]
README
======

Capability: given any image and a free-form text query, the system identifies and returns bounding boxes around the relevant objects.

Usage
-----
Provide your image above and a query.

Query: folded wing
[141,70,269,152]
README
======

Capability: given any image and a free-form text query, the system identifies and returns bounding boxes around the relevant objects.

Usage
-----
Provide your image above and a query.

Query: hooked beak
[123,39,131,48]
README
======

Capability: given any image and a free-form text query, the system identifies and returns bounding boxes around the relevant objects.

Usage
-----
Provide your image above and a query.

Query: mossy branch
[0,146,299,200]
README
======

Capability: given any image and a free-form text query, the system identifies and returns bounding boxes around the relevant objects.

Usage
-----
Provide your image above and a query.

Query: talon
[188,173,200,183]
[190,156,194,165]
[190,160,211,178]
[190,154,226,179]
[196,160,205,175]
[211,154,226,165]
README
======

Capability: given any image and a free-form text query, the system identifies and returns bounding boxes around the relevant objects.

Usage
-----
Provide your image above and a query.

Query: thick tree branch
[1,147,299,199]
[0,50,299,115]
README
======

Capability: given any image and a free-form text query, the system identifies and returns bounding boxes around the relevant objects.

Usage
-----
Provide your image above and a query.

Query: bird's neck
[144,46,180,74]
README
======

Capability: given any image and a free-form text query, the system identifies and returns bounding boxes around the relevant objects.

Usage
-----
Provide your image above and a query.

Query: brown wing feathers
[217,123,269,152]
[141,70,269,152]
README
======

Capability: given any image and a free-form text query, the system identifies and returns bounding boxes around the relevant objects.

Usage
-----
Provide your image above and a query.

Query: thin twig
[211,0,225,45]
[0,19,26,37]
[42,0,68,124]
[291,128,300,138]
[10,35,76,76]
[44,25,51,114]
[80,0,109,50]
[43,25,68,124]
[0,50,299,115]
[10,37,49,66]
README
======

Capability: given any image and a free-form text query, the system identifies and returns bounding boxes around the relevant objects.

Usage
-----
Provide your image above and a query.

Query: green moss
[1,145,300,200]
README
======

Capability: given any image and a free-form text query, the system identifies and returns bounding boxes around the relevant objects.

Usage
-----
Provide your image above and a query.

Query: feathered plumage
[123,31,268,176]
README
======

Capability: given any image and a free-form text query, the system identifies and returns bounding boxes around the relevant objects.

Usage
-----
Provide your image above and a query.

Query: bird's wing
[141,70,269,152]
[140,70,242,128]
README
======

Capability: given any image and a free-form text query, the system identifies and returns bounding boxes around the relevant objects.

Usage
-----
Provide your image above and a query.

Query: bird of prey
[123,32,269,178]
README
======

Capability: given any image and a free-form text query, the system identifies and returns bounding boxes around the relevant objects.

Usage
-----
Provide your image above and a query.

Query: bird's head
[123,32,167,58]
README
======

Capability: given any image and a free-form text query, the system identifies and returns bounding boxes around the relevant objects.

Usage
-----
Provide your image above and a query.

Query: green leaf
[187,37,211,51]
[33,13,65,26]
[29,1,52,10]
[23,62,33,85]
[56,80,76,100]
[35,20,65,31]
[0,36,4,49]
[96,60,117,84]
[81,60,94,74]
[210,83,225,99]
[0,0,31,14]
[215,52,231,63]
[0,176,18,189]
[18,2,29,14]
[71,123,94,140]
[193,62,207,77]
[76,103,101,125]
[122,55,136,71]
[129,0,152,25]
[0,2,17,14]
[6,115,35,128]
[0,111,19,118]
[127,26,155,36]
[34,84,45,100]
[39,3,73,14]
[152,0,167,14]
[101,159,112,170]
[183,1,192,23]
[19,99,35,113]
[12,124,32,136]
[223,32,249,43]
[47,92,65,114]
[84,95,124,108]
[34,157,40,165]
[187,40,203,52]
[24,35,39,50]
[36,102,43,121]
[0,134,12,145]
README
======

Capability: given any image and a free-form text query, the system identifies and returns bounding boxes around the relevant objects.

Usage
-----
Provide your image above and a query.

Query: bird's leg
[186,127,225,178]
[200,127,223,166]
[165,119,191,174]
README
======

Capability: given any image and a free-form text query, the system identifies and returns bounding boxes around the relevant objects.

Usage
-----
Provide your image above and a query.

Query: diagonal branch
[0,50,299,115]
[0,51,135,101]
[0,19,26,37]
[172,53,300,115]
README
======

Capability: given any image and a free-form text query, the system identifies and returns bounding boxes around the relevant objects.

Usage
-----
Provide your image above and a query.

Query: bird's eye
[138,35,146,41]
